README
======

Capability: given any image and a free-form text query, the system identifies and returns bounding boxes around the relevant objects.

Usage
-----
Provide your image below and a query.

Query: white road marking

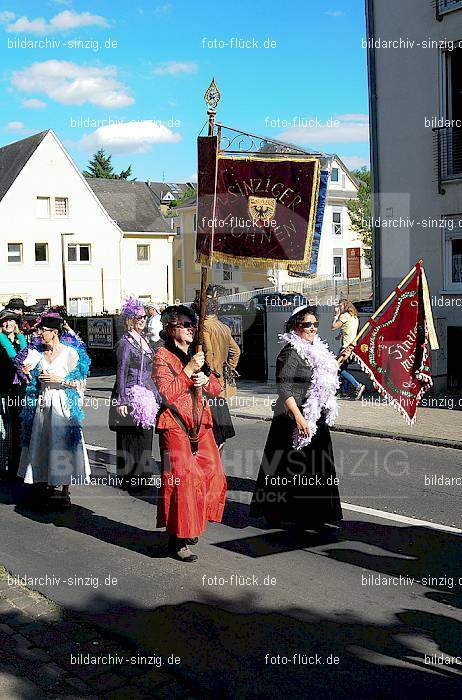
[84,444,462,535]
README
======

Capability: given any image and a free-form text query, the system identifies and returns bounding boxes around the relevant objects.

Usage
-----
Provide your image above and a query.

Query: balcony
[433,126,462,193]
[436,0,462,20]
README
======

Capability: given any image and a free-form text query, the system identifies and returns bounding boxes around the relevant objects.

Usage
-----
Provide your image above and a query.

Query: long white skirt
[18,388,91,487]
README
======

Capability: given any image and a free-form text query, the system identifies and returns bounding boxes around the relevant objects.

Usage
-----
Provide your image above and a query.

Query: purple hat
[121,297,145,318]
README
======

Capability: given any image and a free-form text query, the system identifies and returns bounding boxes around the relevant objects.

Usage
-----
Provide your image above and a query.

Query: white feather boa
[279,331,339,449]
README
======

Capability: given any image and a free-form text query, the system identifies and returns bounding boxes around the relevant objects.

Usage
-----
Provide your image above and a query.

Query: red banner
[196,136,320,269]
[352,263,437,424]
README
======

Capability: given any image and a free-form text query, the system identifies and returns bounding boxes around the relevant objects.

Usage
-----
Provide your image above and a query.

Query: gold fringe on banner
[199,154,321,270]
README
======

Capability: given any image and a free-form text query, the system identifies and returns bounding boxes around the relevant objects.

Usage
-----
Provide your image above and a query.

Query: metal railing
[218,270,372,305]
[433,126,462,193]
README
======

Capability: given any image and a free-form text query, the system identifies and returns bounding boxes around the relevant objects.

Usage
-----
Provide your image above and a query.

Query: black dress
[250,344,343,527]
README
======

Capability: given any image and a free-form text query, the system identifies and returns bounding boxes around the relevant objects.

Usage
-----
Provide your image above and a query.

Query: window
[36,197,50,218]
[55,197,68,216]
[234,287,240,294]
[333,255,343,277]
[193,213,197,231]
[177,259,182,269]
[452,239,462,283]
[331,168,339,183]
[222,263,232,281]
[439,0,462,16]
[35,242,48,262]
[139,295,151,303]
[36,298,50,306]
[333,211,343,235]
[69,297,93,316]
[176,226,181,236]
[7,243,22,263]
[68,244,91,262]
[137,244,150,262]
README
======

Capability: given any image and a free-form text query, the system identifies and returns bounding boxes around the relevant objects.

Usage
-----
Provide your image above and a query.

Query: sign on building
[347,247,361,279]
[87,318,113,349]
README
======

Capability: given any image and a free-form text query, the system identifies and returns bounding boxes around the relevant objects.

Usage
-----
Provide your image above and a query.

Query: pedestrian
[332,300,365,399]
[17,314,91,508]
[250,306,350,534]
[109,298,159,491]
[153,305,226,562]
[0,310,27,480]
[147,304,163,347]
[202,285,240,451]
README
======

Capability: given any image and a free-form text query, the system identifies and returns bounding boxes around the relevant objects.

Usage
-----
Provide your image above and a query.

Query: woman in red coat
[152,305,227,562]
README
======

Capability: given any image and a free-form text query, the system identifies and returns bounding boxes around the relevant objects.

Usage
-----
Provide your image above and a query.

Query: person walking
[202,286,241,450]
[153,305,226,562]
[250,306,351,534]
[109,298,159,491]
[17,314,91,508]
[0,310,27,480]
[332,300,365,400]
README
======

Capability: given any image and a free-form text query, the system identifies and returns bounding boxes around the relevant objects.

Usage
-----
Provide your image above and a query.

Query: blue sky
[0,0,369,182]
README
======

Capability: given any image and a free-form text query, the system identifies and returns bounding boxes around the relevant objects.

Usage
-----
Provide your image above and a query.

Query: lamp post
[61,233,74,308]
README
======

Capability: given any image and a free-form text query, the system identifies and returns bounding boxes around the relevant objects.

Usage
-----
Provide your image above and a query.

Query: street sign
[347,247,361,279]
[87,317,113,349]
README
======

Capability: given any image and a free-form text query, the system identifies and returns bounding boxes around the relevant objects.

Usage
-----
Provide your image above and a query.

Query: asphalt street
[1,404,462,698]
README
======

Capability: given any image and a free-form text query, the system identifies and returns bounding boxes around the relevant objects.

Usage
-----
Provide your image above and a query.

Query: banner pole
[192,79,221,450]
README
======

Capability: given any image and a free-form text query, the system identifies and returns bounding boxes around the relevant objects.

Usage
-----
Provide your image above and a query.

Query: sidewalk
[86,375,462,450]
[0,566,195,699]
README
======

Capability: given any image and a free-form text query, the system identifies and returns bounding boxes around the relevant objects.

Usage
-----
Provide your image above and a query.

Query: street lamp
[61,233,74,308]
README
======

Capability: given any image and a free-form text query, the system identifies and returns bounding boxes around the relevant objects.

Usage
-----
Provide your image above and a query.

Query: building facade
[0,131,174,313]
[366,0,462,389]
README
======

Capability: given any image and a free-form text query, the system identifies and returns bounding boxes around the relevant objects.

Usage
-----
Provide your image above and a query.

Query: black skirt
[250,412,342,527]
[208,396,236,446]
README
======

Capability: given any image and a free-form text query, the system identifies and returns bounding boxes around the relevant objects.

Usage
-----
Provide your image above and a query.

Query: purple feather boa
[126,385,160,429]
[280,331,339,449]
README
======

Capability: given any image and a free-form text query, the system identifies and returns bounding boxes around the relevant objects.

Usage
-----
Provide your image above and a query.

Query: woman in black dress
[250,306,352,532]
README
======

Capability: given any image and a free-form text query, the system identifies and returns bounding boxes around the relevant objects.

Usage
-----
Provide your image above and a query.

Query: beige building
[366,0,462,389]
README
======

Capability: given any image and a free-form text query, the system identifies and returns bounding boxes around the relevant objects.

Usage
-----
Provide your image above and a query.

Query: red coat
[152,346,222,432]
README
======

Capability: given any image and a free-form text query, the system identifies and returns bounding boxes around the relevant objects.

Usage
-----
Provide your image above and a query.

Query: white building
[366,0,462,390]
[0,130,175,314]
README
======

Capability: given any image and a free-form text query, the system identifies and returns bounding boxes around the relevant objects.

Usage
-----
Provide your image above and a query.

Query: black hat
[0,309,20,324]
[6,297,26,311]
[37,314,63,331]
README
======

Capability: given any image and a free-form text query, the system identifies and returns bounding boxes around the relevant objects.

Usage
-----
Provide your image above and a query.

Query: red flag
[352,262,439,424]
[196,136,320,269]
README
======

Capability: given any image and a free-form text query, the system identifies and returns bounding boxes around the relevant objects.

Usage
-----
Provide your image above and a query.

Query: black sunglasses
[173,321,196,329]
[299,321,319,328]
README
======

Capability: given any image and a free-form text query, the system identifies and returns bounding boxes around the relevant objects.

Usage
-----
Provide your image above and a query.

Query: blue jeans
[340,369,360,393]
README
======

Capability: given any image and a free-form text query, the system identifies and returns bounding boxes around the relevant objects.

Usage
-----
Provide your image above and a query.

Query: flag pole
[351,260,422,347]
[191,79,221,450]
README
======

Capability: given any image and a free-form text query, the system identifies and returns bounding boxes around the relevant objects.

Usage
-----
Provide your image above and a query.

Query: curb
[229,411,462,451]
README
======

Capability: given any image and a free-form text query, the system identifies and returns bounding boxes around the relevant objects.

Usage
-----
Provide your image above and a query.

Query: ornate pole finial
[204,78,220,135]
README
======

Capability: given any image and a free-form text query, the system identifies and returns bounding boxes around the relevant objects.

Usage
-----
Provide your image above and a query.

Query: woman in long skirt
[153,305,226,562]
[18,314,91,507]
[110,298,159,490]
[0,310,27,480]
[250,305,352,532]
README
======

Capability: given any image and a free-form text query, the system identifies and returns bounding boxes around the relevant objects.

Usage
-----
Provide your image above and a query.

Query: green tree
[347,167,372,267]
[170,185,196,208]
[83,148,134,180]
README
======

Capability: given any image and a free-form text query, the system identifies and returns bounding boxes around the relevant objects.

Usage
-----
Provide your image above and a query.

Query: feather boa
[20,334,91,451]
[0,331,27,384]
[279,331,339,449]
[126,385,160,429]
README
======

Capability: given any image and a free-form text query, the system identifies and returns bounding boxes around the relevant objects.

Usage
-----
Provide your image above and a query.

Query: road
[1,405,462,698]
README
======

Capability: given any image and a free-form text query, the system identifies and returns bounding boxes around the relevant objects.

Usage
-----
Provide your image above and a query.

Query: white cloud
[153,4,173,16]
[6,121,24,131]
[12,60,134,108]
[0,11,15,23]
[335,113,368,122]
[153,61,197,76]
[278,115,369,145]
[5,10,108,35]
[22,98,47,109]
[80,120,181,154]
[325,10,346,17]
[340,155,370,170]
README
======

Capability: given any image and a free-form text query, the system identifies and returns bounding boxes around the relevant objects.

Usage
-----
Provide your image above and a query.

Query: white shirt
[148,314,163,343]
